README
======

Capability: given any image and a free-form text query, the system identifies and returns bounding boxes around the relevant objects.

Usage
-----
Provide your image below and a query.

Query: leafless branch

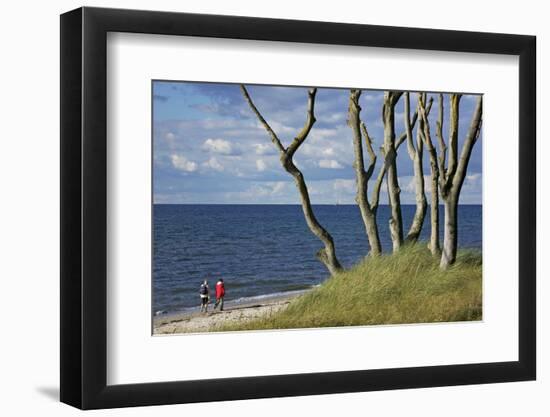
[240,85,286,154]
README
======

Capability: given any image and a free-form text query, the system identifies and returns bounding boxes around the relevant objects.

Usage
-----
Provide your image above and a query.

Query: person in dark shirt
[199,280,210,313]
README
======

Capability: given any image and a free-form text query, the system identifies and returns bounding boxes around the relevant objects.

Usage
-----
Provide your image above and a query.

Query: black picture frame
[60,6,536,410]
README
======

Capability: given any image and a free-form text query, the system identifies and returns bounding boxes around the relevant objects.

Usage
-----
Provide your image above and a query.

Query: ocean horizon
[153,203,483,206]
[153,203,482,314]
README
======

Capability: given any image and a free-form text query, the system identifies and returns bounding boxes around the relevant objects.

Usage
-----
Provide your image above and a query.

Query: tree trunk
[440,195,458,268]
[428,159,441,256]
[407,150,427,243]
[418,93,441,255]
[284,158,342,275]
[440,95,483,269]
[445,94,460,186]
[371,97,433,220]
[382,91,404,252]
[348,89,382,256]
[240,85,343,275]
[403,92,427,243]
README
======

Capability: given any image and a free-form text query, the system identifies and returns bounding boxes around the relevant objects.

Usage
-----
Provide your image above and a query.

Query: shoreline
[153,290,307,334]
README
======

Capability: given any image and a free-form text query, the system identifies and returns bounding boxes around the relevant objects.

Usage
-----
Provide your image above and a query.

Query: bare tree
[240,85,343,275]
[348,89,382,255]
[403,92,427,243]
[349,91,433,255]
[437,94,483,269]
[418,93,441,256]
[382,91,404,252]
[396,99,433,150]
[419,93,483,267]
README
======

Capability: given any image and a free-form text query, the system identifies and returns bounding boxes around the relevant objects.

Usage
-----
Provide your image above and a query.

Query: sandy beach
[153,292,303,334]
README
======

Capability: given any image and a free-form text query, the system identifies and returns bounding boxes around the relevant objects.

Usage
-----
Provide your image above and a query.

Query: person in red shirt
[214,278,225,311]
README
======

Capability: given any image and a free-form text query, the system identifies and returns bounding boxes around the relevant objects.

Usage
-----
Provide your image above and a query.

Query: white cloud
[201,138,240,155]
[401,175,431,195]
[403,176,415,193]
[299,126,353,162]
[466,173,481,183]
[463,172,482,196]
[253,143,277,155]
[324,113,346,124]
[397,173,482,204]
[170,154,198,172]
[222,181,294,203]
[202,157,224,172]
[165,132,176,142]
[319,159,344,169]
[271,181,286,195]
[305,179,357,203]
[256,159,267,172]
[267,120,296,136]
[202,119,243,130]
[333,179,356,194]
[362,93,380,102]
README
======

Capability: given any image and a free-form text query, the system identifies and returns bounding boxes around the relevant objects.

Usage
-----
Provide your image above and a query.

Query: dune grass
[215,244,482,332]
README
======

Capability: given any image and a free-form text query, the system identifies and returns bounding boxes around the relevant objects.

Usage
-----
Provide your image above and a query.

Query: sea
[153,204,482,315]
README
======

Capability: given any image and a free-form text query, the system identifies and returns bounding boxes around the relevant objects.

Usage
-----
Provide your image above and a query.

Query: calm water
[153,204,482,314]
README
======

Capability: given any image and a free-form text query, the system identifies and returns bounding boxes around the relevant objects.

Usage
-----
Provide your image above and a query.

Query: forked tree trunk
[403,92,427,243]
[382,91,404,252]
[418,93,441,256]
[284,157,342,274]
[240,85,343,275]
[440,95,483,269]
[348,89,382,256]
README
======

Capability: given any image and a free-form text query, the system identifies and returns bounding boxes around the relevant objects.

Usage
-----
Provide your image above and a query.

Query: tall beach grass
[216,244,482,332]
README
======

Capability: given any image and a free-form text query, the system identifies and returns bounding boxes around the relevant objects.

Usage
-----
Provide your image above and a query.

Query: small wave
[158,287,314,317]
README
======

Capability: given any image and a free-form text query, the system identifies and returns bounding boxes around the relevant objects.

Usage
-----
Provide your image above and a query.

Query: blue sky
[153,81,482,205]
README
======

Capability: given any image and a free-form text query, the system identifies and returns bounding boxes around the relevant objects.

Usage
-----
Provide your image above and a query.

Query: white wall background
[0,0,545,415]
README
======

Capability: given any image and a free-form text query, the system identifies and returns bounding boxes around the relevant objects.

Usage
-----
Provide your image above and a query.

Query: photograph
[152,81,483,335]
[0,0,542,413]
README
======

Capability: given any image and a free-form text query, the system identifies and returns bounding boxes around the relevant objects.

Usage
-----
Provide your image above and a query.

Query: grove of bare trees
[241,85,482,275]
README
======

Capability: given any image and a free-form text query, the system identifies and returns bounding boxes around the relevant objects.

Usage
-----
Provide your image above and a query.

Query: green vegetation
[216,244,482,332]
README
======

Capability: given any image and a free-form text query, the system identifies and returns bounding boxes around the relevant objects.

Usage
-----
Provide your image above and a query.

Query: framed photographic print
[60,6,536,409]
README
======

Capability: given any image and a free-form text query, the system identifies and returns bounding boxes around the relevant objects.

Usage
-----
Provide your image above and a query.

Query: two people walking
[199,278,225,313]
